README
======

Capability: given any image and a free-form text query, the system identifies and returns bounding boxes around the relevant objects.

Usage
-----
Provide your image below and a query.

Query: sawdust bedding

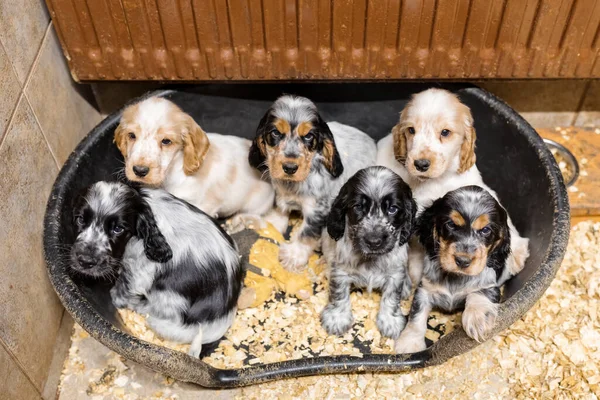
[65,221,600,399]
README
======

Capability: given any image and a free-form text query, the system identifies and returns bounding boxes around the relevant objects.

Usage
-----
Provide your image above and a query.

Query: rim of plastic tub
[43,86,570,388]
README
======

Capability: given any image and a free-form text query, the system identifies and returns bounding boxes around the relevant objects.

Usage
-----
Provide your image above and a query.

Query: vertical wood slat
[46,0,600,81]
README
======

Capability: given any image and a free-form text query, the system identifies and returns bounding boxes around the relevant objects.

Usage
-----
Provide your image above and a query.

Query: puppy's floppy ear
[489,206,511,271]
[458,104,477,173]
[182,115,210,175]
[135,196,173,263]
[316,116,344,178]
[398,194,418,246]
[249,111,270,172]
[327,179,351,241]
[113,123,129,158]
[415,198,444,253]
[392,111,407,165]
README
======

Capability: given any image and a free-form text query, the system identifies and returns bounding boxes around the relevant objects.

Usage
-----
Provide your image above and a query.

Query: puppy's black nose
[454,255,472,268]
[133,165,150,177]
[365,237,384,250]
[282,163,298,175]
[414,159,431,172]
[77,255,96,269]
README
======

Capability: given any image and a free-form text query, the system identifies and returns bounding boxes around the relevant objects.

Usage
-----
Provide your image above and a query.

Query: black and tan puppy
[249,95,376,271]
[395,185,511,353]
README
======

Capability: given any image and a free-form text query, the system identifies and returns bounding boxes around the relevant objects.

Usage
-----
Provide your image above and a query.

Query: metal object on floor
[43,83,570,388]
[543,138,580,187]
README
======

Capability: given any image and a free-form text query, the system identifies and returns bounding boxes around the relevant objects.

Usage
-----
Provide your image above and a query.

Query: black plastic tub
[43,83,570,388]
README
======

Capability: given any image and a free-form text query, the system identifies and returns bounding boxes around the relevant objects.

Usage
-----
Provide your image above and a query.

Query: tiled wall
[0,1,101,398]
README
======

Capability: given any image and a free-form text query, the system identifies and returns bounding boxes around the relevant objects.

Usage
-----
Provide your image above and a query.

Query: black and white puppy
[320,167,417,339]
[249,95,377,271]
[71,181,244,357]
[394,185,511,354]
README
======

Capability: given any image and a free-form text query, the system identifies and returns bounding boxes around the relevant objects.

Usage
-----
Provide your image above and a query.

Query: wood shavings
[238,221,600,399]
[61,220,600,399]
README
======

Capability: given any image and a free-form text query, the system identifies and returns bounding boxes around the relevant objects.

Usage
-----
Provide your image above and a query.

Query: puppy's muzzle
[414,159,431,172]
[454,255,472,269]
[133,165,150,177]
[282,162,298,175]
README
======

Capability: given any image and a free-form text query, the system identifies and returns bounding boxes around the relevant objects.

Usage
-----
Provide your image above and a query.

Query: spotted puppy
[320,167,417,338]
[71,181,243,357]
[394,186,511,354]
[250,95,377,271]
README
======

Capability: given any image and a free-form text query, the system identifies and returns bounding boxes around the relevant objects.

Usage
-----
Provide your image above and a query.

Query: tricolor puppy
[71,181,243,358]
[250,95,377,271]
[394,186,510,354]
[377,88,529,285]
[320,167,416,338]
[114,97,281,232]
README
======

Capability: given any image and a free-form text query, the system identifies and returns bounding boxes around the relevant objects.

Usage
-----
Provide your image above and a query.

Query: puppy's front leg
[279,198,325,271]
[377,275,407,339]
[320,268,354,336]
[462,287,500,342]
[394,286,432,353]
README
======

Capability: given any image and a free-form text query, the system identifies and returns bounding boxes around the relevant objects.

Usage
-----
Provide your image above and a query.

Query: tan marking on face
[296,121,313,136]
[472,214,490,231]
[264,123,315,182]
[439,240,489,276]
[274,118,291,135]
[449,210,466,227]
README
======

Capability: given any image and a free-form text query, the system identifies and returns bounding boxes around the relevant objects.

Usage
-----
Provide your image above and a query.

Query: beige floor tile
[26,25,101,166]
[0,344,40,400]
[0,96,64,390]
[479,80,588,128]
[0,41,21,138]
[0,0,49,84]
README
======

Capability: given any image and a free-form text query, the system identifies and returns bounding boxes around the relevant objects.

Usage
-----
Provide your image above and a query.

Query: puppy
[115,97,284,233]
[250,95,377,271]
[394,186,510,354]
[320,167,416,339]
[71,181,243,357]
[377,88,529,285]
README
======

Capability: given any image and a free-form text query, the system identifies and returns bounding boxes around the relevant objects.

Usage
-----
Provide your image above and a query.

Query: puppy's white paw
[188,345,202,358]
[321,304,354,336]
[264,209,290,234]
[227,214,266,234]
[394,328,427,354]
[462,304,497,342]
[376,312,406,339]
[279,241,313,272]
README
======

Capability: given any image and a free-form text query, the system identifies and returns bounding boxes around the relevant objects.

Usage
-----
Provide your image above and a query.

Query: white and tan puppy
[377,88,529,285]
[114,97,285,232]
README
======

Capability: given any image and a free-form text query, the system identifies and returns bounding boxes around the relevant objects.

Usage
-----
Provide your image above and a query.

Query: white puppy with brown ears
[377,88,529,285]
[115,97,283,232]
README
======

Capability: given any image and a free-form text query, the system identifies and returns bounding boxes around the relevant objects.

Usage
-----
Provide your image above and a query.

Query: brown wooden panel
[46,0,600,81]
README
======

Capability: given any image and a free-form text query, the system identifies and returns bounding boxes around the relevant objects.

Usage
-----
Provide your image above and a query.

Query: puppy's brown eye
[112,225,124,235]
[441,129,451,137]
[128,132,136,140]
[479,226,491,236]
[75,215,85,226]
[446,221,457,230]
[270,129,282,138]
[161,138,172,146]
[408,127,416,134]
[303,133,315,143]
[387,205,399,216]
